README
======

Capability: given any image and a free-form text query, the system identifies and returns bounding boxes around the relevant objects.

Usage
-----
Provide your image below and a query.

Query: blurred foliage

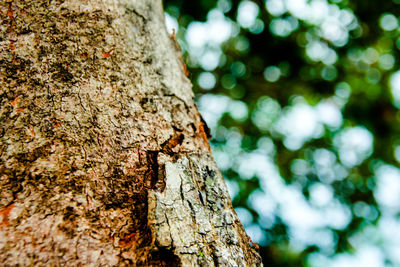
[164,0,400,266]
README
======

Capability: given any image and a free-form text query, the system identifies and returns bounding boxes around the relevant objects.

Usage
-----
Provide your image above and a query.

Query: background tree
[163,0,400,266]
[0,0,261,265]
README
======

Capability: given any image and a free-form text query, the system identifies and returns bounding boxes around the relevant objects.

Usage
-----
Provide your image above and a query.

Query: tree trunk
[0,0,262,266]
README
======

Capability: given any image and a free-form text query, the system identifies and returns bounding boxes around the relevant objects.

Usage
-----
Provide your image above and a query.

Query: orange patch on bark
[170,29,176,41]
[9,40,15,51]
[169,30,189,77]
[10,97,18,107]
[15,107,25,113]
[0,203,14,229]
[182,61,189,77]
[199,123,209,142]
[198,119,211,151]
[199,128,211,151]
[81,52,88,59]
[7,2,15,32]
[162,134,184,154]
[27,126,35,137]
[54,121,61,128]
[7,9,13,20]
[102,49,113,58]
[118,233,136,248]
[248,236,260,250]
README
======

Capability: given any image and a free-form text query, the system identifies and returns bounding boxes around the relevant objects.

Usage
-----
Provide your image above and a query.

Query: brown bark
[0,0,262,266]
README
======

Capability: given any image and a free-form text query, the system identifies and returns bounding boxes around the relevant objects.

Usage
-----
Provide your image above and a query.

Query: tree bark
[0,0,262,266]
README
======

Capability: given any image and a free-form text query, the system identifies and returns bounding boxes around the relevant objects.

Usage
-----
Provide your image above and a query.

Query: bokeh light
[164,0,400,265]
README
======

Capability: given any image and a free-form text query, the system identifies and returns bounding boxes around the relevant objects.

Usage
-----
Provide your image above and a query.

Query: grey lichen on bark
[149,153,259,266]
[0,0,262,266]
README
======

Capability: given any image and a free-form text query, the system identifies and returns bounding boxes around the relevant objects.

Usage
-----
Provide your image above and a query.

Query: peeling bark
[0,0,262,266]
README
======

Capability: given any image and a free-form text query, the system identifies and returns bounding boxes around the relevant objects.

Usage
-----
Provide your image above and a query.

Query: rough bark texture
[0,0,262,266]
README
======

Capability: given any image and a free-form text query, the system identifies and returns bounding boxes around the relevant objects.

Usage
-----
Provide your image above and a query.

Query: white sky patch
[315,100,342,129]
[265,0,287,16]
[309,182,333,207]
[164,12,178,35]
[310,246,385,267]
[324,200,352,229]
[285,0,309,21]
[290,228,335,253]
[264,66,281,82]
[199,50,221,71]
[318,164,347,183]
[225,179,239,199]
[197,95,248,133]
[313,148,336,168]
[225,128,243,154]
[274,102,323,150]
[213,149,232,171]
[253,154,285,196]
[319,18,349,47]
[277,184,351,250]
[197,94,230,130]
[269,17,298,37]
[374,164,400,214]
[291,159,311,176]
[252,96,281,133]
[237,1,260,28]
[378,217,400,264]
[186,10,233,48]
[228,100,248,122]
[197,72,216,90]
[245,224,267,245]
[340,8,357,26]
[306,40,338,64]
[235,207,253,226]
[353,202,378,221]
[266,0,358,47]
[272,97,346,151]
[279,185,325,228]
[333,126,373,167]
[308,0,329,24]
[185,9,234,70]
[248,189,276,228]
[217,0,232,13]
[311,148,348,183]
[257,137,276,157]
[379,13,399,31]
[208,9,236,43]
[223,147,352,253]
[237,152,270,179]
[185,22,208,48]
[339,216,400,266]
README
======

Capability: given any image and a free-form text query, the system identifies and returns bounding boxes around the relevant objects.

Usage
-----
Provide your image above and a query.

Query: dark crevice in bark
[126,7,147,22]
[145,150,159,189]
[199,115,211,139]
[161,133,184,155]
[210,245,220,267]
[198,190,206,206]
[147,247,181,267]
